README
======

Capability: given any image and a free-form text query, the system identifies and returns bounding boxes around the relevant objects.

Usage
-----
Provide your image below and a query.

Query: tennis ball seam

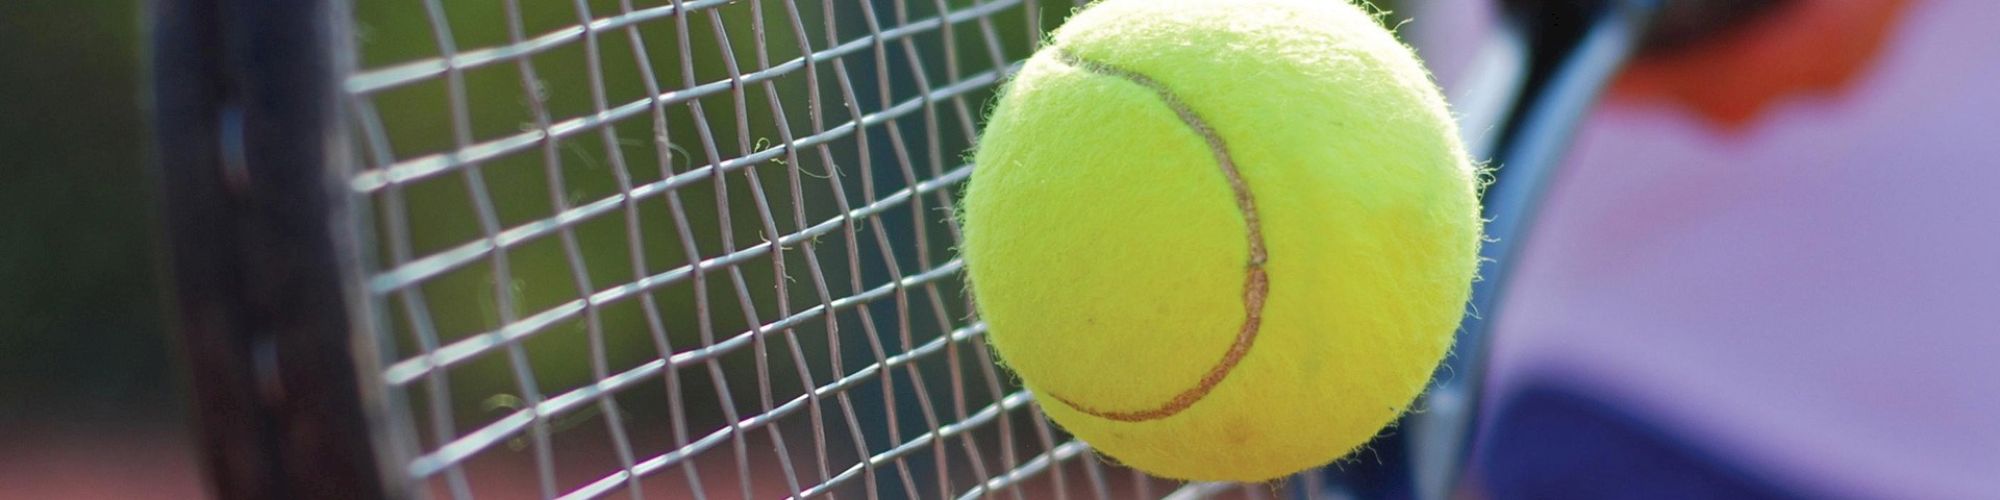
[1043,48,1270,423]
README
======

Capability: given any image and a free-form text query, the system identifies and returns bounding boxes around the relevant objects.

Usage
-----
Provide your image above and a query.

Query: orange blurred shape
[1611,0,1911,127]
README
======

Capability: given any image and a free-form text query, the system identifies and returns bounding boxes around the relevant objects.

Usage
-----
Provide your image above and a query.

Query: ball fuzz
[961,0,1482,483]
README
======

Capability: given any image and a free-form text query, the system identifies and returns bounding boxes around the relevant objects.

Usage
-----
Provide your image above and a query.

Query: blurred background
[4,0,1996,499]
[1406,0,1999,498]
[0,1,202,497]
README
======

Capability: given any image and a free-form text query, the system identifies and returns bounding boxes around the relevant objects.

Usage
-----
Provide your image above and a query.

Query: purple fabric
[1480,385,1809,500]
[1415,1,2000,498]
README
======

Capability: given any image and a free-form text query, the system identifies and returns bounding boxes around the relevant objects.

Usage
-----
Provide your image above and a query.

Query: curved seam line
[1047,48,1270,423]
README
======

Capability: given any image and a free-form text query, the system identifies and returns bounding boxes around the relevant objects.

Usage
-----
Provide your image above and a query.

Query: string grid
[343,0,1311,498]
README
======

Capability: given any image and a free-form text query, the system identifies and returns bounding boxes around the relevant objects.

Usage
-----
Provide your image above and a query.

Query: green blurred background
[0,1,199,494]
[1,2,170,424]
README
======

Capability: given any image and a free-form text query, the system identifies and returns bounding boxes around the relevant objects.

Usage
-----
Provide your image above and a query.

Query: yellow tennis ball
[961,0,1481,483]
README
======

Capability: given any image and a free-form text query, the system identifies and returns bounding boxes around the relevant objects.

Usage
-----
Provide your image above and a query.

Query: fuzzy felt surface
[961,0,1480,483]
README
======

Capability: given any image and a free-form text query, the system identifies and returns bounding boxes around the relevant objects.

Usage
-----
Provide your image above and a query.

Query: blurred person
[1412,0,2000,498]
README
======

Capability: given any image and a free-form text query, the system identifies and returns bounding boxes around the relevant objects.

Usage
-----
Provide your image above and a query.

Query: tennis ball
[960,0,1480,483]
